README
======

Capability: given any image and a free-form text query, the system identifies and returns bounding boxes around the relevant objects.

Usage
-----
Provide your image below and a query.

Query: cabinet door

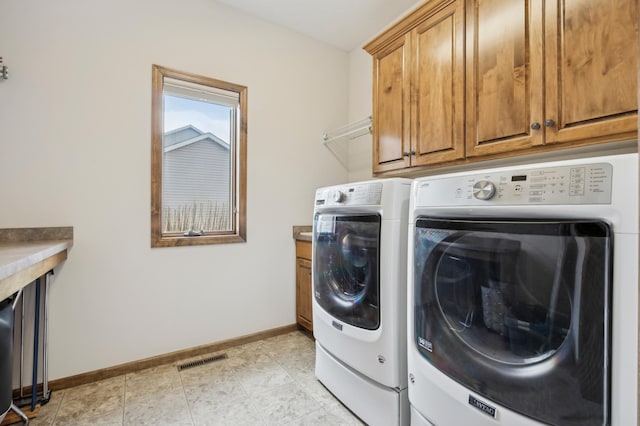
[544,0,638,145]
[465,0,544,157]
[296,258,313,332]
[372,34,412,173]
[411,0,465,166]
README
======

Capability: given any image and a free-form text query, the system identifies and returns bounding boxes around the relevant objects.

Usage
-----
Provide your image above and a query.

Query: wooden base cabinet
[295,241,313,333]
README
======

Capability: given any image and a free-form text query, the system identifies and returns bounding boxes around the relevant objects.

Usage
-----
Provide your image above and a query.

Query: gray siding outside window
[162,126,231,232]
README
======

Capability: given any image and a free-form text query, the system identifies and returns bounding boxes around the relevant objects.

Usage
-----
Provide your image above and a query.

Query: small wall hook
[0,57,8,80]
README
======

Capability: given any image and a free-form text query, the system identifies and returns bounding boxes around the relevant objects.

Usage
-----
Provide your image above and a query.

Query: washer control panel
[416,162,613,206]
[315,182,383,207]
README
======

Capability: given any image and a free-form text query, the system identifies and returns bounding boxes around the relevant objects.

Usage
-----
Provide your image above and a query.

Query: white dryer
[407,153,639,426]
[313,178,411,426]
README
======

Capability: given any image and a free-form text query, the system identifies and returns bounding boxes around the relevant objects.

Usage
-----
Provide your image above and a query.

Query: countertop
[0,227,73,301]
[292,225,312,242]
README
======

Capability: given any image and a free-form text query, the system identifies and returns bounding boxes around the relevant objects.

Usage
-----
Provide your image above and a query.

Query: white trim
[164,77,239,107]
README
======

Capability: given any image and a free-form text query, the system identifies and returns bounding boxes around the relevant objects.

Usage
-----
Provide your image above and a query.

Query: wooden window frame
[151,64,247,247]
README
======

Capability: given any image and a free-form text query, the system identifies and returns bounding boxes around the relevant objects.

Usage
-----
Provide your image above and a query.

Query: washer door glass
[413,218,611,426]
[314,213,380,330]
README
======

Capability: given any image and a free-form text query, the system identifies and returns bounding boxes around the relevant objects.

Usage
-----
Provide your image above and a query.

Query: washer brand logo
[418,337,433,352]
[332,320,343,331]
[468,395,496,418]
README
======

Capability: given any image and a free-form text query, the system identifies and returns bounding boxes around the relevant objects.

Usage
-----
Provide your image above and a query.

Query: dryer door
[313,213,380,330]
[413,218,612,426]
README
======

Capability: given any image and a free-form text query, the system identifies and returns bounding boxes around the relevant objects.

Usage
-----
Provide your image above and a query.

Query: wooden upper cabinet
[467,0,638,157]
[372,35,412,173]
[366,0,637,175]
[465,0,544,157]
[412,1,465,166]
[367,0,464,174]
[544,0,638,145]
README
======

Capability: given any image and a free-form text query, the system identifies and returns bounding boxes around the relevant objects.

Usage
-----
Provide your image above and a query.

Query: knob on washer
[331,190,345,202]
[472,180,496,200]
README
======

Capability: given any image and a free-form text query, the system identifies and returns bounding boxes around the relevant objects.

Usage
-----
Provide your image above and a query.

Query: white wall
[0,0,350,379]
[347,49,375,182]
[345,1,424,182]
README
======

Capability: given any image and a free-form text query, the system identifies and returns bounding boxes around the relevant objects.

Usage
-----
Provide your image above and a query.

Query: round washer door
[313,213,380,330]
[413,218,611,426]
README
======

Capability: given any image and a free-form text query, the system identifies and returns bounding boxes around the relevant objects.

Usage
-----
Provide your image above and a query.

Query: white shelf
[321,116,372,168]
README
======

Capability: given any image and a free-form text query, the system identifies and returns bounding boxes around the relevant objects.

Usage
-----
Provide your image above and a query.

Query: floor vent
[177,353,228,371]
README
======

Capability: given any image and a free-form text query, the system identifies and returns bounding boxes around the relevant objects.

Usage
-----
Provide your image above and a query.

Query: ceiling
[215,0,423,52]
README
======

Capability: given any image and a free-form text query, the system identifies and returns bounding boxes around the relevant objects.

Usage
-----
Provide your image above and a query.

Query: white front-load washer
[313,178,411,426]
[407,153,638,426]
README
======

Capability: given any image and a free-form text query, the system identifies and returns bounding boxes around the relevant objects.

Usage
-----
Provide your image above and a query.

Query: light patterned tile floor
[29,331,365,426]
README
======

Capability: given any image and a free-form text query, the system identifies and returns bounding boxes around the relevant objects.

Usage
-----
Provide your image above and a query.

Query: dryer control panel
[415,162,613,207]
[315,182,383,207]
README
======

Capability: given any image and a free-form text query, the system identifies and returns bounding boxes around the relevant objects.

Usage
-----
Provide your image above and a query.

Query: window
[151,65,247,247]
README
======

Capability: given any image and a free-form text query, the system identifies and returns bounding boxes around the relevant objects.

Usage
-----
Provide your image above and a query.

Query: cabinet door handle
[403,152,410,157]
[409,150,416,156]
[531,122,541,130]
[544,119,555,127]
